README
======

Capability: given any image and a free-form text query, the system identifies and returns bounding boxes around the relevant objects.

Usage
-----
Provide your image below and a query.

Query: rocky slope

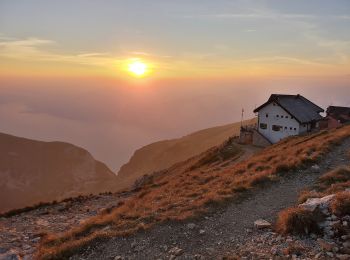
[70,135,350,260]
[118,118,256,187]
[0,132,119,213]
[34,126,349,259]
[0,134,254,260]
[0,192,129,259]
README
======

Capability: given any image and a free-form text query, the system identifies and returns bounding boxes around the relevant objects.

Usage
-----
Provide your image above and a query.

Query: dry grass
[278,149,350,236]
[330,191,350,217]
[318,167,350,187]
[298,166,350,203]
[276,207,320,235]
[36,125,350,259]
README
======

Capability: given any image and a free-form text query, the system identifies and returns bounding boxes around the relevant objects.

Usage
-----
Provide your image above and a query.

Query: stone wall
[252,129,272,147]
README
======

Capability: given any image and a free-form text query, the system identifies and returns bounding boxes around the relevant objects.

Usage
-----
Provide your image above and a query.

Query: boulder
[326,252,334,258]
[311,165,321,173]
[341,235,350,240]
[187,223,196,230]
[168,247,183,256]
[254,219,271,229]
[299,194,335,212]
[317,238,336,252]
[343,241,350,249]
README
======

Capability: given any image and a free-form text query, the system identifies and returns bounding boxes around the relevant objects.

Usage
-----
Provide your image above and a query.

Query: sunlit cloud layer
[0,33,349,78]
[0,0,349,78]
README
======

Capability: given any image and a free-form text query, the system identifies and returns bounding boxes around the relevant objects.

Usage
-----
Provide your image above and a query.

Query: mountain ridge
[118,118,257,186]
[0,132,119,213]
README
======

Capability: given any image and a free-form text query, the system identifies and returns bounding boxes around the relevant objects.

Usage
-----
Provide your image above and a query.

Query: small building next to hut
[319,106,350,129]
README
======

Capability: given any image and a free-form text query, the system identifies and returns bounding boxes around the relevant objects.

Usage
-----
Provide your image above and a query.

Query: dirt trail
[71,138,350,260]
[237,144,262,161]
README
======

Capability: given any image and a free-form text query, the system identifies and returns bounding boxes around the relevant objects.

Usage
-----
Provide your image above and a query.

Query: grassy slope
[117,118,257,189]
[298,166,350,204]
[37,125,350,259]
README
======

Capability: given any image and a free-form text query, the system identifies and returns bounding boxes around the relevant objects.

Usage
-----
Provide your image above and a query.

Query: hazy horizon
[1,0,349,171]
[1,76,349,171]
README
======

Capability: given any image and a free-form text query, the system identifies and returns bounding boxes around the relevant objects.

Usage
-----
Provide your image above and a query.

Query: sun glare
[128,60,148,77]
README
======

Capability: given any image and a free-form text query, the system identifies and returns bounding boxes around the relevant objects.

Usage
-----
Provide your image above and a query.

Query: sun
[128,60,148,77]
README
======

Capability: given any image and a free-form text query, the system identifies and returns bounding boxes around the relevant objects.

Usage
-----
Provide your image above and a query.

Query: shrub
[249,173,271,186]
[318,167,350,187]
[276,164,290,173]
[276,207,320,235]
[331,191,350,217]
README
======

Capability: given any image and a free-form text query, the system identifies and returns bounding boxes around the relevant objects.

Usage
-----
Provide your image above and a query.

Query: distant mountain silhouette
[0,133,118,213]
[0,119,257,213]
[118,118,256,187]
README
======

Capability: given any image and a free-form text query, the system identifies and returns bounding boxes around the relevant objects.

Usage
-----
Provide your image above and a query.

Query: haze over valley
[1,77,349,171]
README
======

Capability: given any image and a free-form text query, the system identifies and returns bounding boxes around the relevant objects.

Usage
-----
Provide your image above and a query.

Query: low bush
[276,207,320,235]
[331,191,350,217]
[318,166,350,187]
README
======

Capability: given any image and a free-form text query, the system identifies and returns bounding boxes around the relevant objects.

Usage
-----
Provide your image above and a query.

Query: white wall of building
[257,102,301,143]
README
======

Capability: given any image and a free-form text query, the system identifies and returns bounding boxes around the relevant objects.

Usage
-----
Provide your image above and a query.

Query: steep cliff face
[0,133,118,213]
[117,118,256,187]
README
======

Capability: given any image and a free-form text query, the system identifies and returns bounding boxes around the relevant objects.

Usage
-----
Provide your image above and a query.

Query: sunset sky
[1,0,349,170]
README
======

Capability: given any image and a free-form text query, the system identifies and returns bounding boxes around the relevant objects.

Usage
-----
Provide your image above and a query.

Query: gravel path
[71,138,350,260]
